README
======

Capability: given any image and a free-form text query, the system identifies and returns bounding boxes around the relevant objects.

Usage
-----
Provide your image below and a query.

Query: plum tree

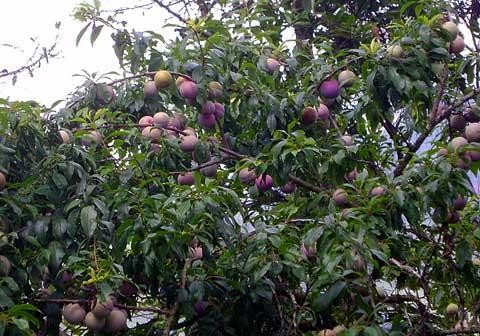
[2,0,480,335]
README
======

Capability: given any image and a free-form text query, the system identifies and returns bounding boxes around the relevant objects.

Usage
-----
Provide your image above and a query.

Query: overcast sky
[0,0,174,106]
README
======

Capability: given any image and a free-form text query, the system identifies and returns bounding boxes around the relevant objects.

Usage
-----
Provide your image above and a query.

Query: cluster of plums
[440,116,480,169]
[62,297,127,333]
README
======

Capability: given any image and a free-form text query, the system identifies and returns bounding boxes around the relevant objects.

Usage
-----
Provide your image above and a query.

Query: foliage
[1,0,480,335]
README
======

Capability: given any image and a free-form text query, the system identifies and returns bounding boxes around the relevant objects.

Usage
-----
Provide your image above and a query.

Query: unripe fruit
[453,195,467,211]
[446,303,459,315]
[239,168,256,185]
[144,81,158,99]
[214,103,225,120]
[281,181,296,194]
[84,312,105,331]
[354,254,366,272]
[82,131,103,146]
[141,126,162,140]
[105,309,127,332]
[180,135,198,153]
[62,304,86,325]
[153,112,170,128]
[200,161,218,177]
[175,76,187,88]
[450,114,467,131]
[438,148,449,156]
[338,69,356,87]
[266,58,280,73]
[202,101,216,115]
[341,135,353,146]
[0,255,11,275]
[194,301,207,317]
[154,70,173,88]
[442,21,459,41]
[139,116,154,128]
[317,329,335,336]
[465,123,480,142]
[179,81,199,99]
[95,84,115,105]
[316,104,330,120]
[0,172,6,191]
[387,45,403,58]
[320,80,341,99]
[178,172,195,185]
[450,137,468,151]
[302,106,317,125]
[207,81,223,98]
[371,186,386,197]
[332,188,347,206]
[255,174,273,192]
[59,130,72,144]
[198,113,216,128]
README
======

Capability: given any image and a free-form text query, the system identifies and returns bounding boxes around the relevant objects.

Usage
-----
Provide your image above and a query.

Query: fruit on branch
[59,130,72,144]
[317,329,335,336]
[455,155,471,170]
[438,147,449,156]
[442,21,459,40]
[341,135,353,146]
[179,80,199,99]
[319,80,341,99]
[105,309,127,332]
[316,104,330,120]
[85,312,105,331]
[202,101,216,115]
[346,168,358,182]
[266,58,280,73]
[139,116,154,128]
[194,300,207,317]
[370,186,386,197]
[302,106,317,125]
[150,143,161,153]
[62,303,86,325]
[144,81,158,99]
[332,188,348,206]
[354,254,366,272]
[207,81,223,99]
[95,84,115,106]
[92,297,114,318]
[446,303,459,315]
[239,168,256,185]
[200,160,218,177]
[465,122,480,142]
[0,255,11,275]
[450,36,465,54]
[141,126,162,140]
[387,45,403,58]
[214,102,225,120]
[0,172,6,191]
[82,131,103,146]
[255,174,273,192]
[198,113,216,128]
[180,135,198,152]
[467,147,480,161]
[450,114,467,131]
[281,181,296,194]
[153,112,170,128]
[175,76,187,88]
[449,137,468,151]
[154,70,173,88]
[453,195,467,211]
[178,172,195,185]
[183,127,197,137]
[338,69,356,87]
[447,211,460,223]
[173,113,188,130]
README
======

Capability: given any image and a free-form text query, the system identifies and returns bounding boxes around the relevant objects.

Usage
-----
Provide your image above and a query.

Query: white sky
[0,0,175,106]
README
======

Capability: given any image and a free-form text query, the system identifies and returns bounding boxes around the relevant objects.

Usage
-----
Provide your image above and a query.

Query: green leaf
[80,206,97,238]
[456,240,471,269]
[90,24,104,46]
[76,22,92,46]
[312,281,346,312]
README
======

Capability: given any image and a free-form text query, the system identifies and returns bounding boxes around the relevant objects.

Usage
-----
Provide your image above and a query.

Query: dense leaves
[1,0,480,335]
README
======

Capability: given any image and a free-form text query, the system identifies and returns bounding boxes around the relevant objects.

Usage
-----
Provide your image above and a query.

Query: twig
[153,0,187,23]
[389,258,421,279]
[163,258,192,336]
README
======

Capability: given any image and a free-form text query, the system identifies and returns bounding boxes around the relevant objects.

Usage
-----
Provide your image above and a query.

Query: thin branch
[153,0,187,23]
